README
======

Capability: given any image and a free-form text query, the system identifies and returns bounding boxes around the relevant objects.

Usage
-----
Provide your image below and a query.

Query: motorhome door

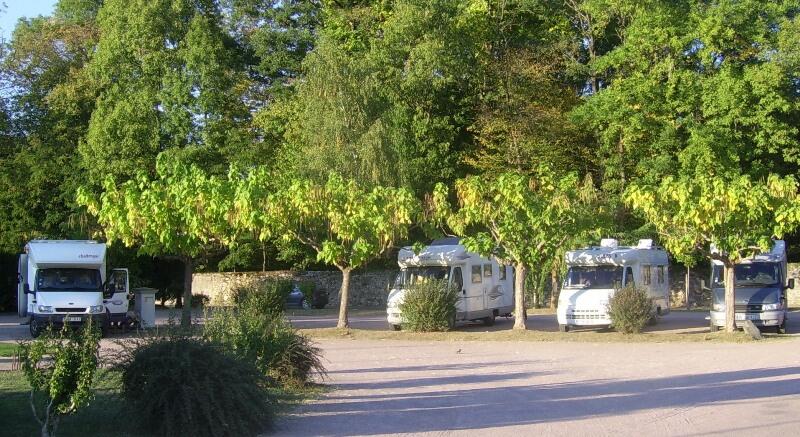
[106,269,130,315]
[17,254,28,317]
[451,266,466,315]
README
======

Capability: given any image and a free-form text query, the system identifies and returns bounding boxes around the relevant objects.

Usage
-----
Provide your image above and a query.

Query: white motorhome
[17,240,129,337]
[708,240,791,333]
[557,239,670,332]
[386,237,514,330]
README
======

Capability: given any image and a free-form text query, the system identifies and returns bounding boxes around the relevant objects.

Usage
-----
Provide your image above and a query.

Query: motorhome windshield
[712,263,780,288]
[405,266,450,285]
[564,266,622,289]
[37,268,101,292]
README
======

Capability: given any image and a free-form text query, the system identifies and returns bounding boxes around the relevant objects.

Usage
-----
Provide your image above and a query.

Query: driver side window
[625,267,635,287]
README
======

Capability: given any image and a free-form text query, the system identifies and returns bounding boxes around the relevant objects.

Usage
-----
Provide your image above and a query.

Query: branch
[29,390,44,427]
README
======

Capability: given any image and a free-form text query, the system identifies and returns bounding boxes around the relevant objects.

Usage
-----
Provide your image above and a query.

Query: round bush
[230,279,293,315]
[117,338,274,437]
[399,279,459,332]
[607,285,653,334]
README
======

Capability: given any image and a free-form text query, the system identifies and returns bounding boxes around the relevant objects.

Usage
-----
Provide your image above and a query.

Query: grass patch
[0,342,18,357]
[285,308,385,317]
[0,366,326,437]
[300,327,774,344]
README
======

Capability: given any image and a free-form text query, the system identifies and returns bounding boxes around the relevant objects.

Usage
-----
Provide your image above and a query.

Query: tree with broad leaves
[625,172,800,333]
[434,168,604,330]
[263,174,421,328]
[77,156,235,327]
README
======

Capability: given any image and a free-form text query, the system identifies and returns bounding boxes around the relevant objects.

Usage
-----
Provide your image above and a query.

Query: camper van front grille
[735,304,762,312]
[56,307,87,313]
[566,309,608,320]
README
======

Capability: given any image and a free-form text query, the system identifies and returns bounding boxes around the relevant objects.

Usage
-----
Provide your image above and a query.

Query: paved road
[274,338,800,436]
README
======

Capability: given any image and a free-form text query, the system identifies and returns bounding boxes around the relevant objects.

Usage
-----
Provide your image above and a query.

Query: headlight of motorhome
[712,303,725,312]
[90,305,105,314]
[37,305,53,313]
[762,303,782,311]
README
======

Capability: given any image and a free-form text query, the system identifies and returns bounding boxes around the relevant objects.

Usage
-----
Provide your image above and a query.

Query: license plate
[64,316,82,322]
[735,314,759,321]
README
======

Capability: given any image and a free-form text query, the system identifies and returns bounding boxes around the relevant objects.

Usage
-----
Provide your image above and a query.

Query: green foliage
[625,173,800,265]
[204,290,326,387]
[116,337,274,437]
[399,279,459,332]
[18,319,101,437]
[607,285,653,334]
[230,279,293,315]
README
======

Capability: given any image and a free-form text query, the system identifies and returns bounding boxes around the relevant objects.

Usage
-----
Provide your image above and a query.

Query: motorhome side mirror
[102,283,114,299]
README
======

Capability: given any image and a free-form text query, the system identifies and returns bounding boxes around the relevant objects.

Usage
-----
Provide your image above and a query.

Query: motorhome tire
[778,320,787,334]
[29,318,42,338]
[482,315,495,326]
[301,298,311,310]
[392,324,401,331]
[558,324,569,332]
[709,322,720,332]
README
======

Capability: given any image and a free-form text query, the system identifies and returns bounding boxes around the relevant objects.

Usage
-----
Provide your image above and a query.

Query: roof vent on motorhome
[600,239,619,249]
[637,239,653,249]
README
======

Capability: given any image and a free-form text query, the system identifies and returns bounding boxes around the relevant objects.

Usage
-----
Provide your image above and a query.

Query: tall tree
[625,172,800,332]
[82,0,252,184]
[434,168,603,330]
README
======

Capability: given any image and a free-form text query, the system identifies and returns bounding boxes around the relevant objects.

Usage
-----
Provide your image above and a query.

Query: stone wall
[192,270,396,308]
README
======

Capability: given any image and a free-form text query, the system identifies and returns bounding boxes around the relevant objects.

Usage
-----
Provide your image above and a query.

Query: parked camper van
[17,240,129,337]
[708,240,791,333]
[557,239,670,332]
[386,237,514,330]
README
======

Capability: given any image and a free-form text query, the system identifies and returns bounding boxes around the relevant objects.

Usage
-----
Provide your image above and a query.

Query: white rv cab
[557,239,670,332]
[387,237,514,330]
[17,240,129,337]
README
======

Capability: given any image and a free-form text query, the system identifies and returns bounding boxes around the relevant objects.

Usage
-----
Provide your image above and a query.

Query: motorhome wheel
[391,324,401,331]
[777,320,787,334]
[558,324,569,333]
[709,321,720,332]
[29,318,42,338]
[482,315,495,326]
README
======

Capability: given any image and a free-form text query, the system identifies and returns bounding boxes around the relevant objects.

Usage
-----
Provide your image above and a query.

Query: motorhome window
[37,269,101,291]
[625,267,634,287]
[452,267,464,291]
[642,265,652,285]
[406,267,449,285]
[471,265,482,283]
[483,264,492,278]
[500,266,507,280]
[564,266,622,289]
[657,266,665,284]
[712,263,780,288]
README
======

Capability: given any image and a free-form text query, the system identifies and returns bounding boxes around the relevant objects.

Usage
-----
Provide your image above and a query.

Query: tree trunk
[181,256,193,328]
[336,267,352,329]
[261,241,266,273]
[514,263,527,330]
[550,262,560,309]
[724,262,736,333]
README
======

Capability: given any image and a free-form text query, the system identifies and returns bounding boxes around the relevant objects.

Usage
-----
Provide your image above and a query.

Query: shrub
[18,318,101,437]
[230,279,293,315]
[116,336,273,437]
[204,291,326,387]
[399,279,459,332]
[607,285,653,334]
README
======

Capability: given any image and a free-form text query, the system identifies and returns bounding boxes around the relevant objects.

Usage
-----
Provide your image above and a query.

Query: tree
[434,169,603,330]
[264,174,420,328]
[18,319,101,437]
[78,156,235,327]
[81,0,252,183]
[625,172,800,332]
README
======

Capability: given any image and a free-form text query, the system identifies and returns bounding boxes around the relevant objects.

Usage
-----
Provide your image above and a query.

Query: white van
[557,239,670,332]
[17,240,130,337]
[386,237,514,330]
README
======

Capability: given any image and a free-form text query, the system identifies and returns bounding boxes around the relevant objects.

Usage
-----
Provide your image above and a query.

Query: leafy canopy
[625,172,800,264]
